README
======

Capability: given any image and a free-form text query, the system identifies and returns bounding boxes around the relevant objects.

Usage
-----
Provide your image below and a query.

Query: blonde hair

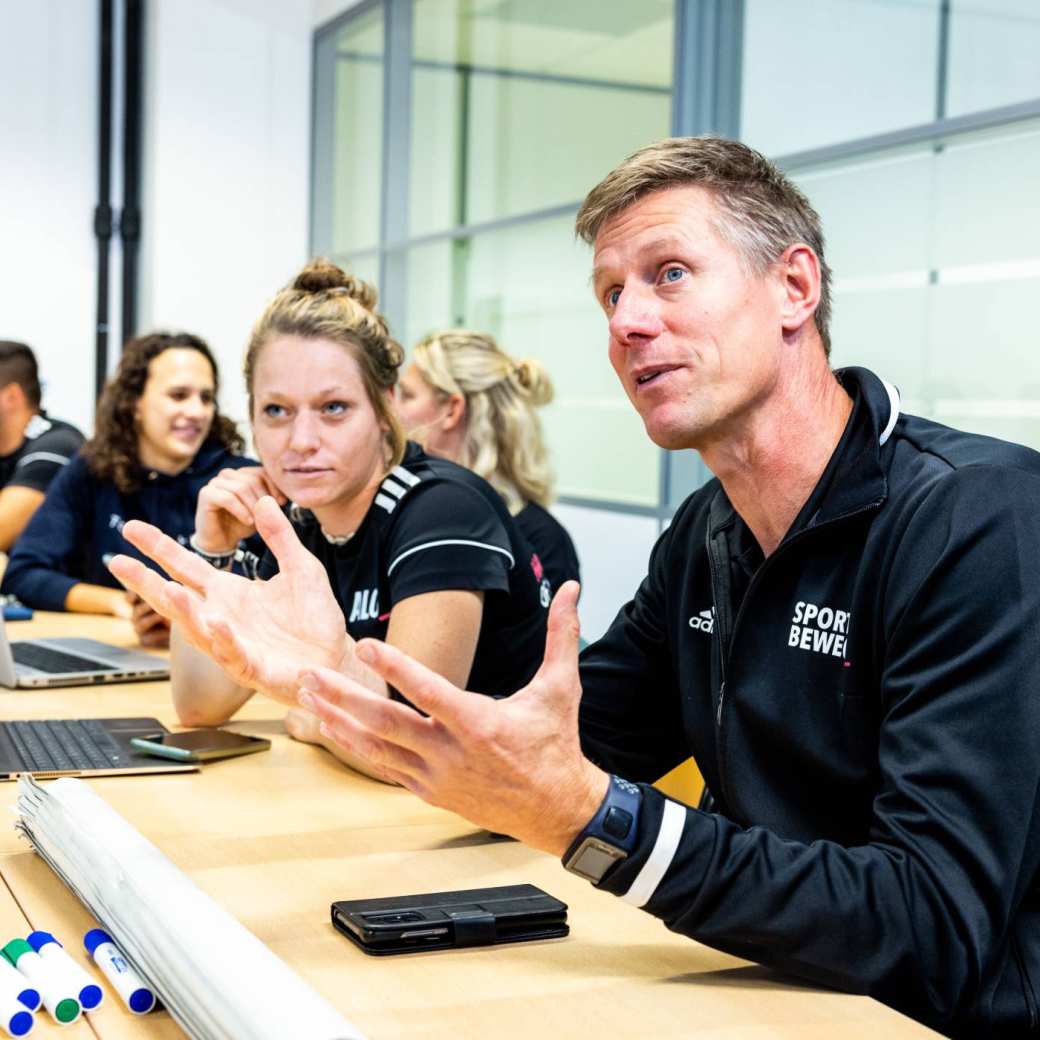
[245,259,406,468]
[412,330,554,513]
[576,136,832,356]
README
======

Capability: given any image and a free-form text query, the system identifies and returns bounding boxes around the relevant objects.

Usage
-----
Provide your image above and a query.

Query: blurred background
[2,0,1039,639]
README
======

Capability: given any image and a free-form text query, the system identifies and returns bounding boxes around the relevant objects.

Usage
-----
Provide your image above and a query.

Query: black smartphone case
[331,883,568,955]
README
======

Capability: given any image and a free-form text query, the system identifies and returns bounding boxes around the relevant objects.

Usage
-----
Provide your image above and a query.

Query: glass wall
[314,0,674,509]
[313,5,385,259]
[314,0,1040,513]
[740,0,1040,453]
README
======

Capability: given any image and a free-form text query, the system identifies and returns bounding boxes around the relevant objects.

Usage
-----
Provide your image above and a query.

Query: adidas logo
[688,608,714,634]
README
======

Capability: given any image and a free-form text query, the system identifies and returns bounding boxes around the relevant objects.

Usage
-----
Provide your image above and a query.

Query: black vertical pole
[120,0,145,344]
[94,0,114,399]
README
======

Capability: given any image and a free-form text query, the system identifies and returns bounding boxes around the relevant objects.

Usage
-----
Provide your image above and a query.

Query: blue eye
[607,288,621,307]
[262,404,285,419]
[663,267,685,284]
[323,401,347,415]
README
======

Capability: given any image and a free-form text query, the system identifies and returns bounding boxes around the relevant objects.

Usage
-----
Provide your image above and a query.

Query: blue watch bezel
[563,775,642,884]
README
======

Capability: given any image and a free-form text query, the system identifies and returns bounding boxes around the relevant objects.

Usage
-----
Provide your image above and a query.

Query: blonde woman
[397,330,579,593]
[110,261,549,776]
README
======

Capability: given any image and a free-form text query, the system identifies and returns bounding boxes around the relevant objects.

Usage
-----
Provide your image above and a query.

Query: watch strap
[563,775,642,884]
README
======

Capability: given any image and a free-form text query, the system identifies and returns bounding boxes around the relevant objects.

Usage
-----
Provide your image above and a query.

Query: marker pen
[0,940,79,1025]
[0,990,33,1038]
[26,933,102,1012]
[0,955,39,1012]
[83,930,155,1015]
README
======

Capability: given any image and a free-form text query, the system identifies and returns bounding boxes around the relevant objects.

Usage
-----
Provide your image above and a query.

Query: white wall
[553,504,662,643]
[0,0,98,435]
[140,0,314,433]
[0,0,317,438]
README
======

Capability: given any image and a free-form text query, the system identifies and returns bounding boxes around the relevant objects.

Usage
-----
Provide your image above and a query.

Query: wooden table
[0,614,939,1038]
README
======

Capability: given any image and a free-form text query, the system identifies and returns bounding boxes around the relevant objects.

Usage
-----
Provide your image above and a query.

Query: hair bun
[291,258,379,311]
[514,359,553,406]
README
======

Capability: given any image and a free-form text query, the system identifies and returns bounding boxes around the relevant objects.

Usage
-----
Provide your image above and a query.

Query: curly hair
[412,330,555,513]
[83,331,244,494]
[245,258,406,469]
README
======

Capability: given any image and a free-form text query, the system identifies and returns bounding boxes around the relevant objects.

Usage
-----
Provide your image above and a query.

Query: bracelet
[189,533,237,569]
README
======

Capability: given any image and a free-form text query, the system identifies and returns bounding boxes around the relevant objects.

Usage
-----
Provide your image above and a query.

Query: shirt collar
[707,367,898,540]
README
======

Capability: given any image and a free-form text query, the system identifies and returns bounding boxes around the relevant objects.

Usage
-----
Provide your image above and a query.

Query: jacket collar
[139,439,235,486]
[708,367,898,539]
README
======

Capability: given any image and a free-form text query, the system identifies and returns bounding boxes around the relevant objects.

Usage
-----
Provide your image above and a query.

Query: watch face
[565,837,628,884]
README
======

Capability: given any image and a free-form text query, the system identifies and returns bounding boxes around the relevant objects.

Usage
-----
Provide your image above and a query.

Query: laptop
[0,717,196,779]
[0,618,169,688]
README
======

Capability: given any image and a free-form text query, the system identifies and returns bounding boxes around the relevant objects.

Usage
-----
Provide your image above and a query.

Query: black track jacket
[578,367,1040,1038]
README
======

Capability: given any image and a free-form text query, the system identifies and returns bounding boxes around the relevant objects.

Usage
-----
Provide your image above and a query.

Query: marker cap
[4,1009,33,1037]
[129,988,156,1014]
[82,930,112,958]
[0,941,31,967]
[25,931,59,952]
[55,997,79,1023]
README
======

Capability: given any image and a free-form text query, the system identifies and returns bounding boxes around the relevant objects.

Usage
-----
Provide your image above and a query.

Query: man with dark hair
[111,137,1040,1038]
[0,341,84,551]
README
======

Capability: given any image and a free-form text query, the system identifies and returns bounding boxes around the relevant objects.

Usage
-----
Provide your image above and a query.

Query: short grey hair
[575,137,832,355]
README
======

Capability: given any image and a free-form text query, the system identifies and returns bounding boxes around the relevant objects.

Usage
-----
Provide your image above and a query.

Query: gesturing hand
[297,582,609,856]
[108,497,350,704]
[193,466,286,554]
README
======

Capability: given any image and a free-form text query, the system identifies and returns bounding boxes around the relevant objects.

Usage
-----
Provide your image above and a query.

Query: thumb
[531,581,582,696]
[254,496,311,570]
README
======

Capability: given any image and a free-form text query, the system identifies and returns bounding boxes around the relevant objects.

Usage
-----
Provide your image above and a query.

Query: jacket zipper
[706,498,884,819]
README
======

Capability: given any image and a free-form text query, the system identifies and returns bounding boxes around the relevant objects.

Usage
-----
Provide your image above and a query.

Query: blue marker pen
[0,990,33,1037]
[26,933,102,1012]
[0,956,39,1012]
[83,930,155,1015]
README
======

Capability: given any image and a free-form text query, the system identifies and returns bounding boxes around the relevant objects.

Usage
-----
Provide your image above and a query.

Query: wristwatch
[563,775,642,884]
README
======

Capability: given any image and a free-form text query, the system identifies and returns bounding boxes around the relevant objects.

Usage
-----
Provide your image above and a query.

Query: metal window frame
[310,0,1040,522]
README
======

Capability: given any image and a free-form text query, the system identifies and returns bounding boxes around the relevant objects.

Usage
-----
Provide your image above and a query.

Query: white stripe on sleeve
[622,799,686,908]
[15,451,72,469]
[387,539,515,575]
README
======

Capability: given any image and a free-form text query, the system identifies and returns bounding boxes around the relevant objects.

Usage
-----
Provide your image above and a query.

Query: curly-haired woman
[1,332,254,646]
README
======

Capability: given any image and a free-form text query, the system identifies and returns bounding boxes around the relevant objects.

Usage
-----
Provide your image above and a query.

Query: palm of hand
[200,560,347,702]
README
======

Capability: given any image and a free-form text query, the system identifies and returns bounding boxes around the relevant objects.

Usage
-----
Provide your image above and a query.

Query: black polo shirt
[0,413,84,493]
[259,443,548,699]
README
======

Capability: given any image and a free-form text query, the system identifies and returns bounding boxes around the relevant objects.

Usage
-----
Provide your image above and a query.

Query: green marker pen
[2,938,81,1025]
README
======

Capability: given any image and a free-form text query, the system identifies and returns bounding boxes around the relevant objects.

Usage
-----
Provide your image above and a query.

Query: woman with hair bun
[110,260,549,778]
[397,330,580,592]
[2,331,253,646]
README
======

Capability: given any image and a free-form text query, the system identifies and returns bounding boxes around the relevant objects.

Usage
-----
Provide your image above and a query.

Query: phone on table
[128,729,271,762]
[331,883,568,956]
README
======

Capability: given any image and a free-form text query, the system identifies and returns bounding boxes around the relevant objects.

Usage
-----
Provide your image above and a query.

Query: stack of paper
[15,776,366,1040]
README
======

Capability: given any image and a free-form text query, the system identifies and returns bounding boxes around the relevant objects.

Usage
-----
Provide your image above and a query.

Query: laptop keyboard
[11,642,118,675]
[4,720,125,772]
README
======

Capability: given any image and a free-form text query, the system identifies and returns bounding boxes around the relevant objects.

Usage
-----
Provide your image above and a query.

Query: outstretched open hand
[297,582,609,856]
[109,497,349,704]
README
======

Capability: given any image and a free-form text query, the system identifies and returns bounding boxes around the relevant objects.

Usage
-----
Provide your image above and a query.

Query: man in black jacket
[116,138,1040,1038]
[0,340,84,550]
